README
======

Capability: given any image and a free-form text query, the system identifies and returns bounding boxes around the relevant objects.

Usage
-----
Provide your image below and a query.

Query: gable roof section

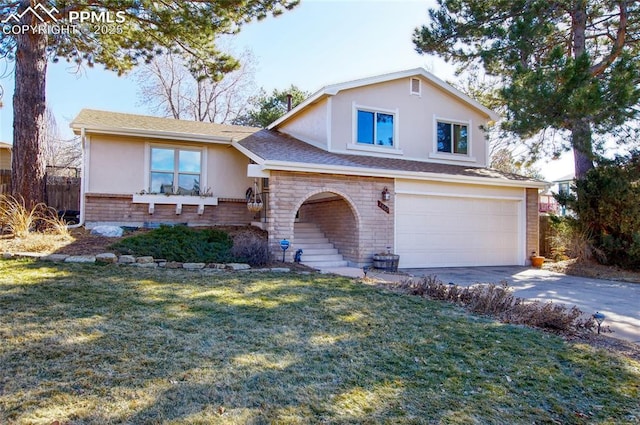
[236,130,546,188]
[268,68,500,130]
[71,109,259,143]
[0,141,12,149]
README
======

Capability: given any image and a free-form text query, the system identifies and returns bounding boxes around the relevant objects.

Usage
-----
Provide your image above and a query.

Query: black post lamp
[593,312,606,334]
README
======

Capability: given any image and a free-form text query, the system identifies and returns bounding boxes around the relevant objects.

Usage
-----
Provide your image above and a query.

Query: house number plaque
[377,200,390,214]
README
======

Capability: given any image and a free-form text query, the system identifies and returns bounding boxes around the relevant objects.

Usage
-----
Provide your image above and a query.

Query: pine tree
[413,0,640,180]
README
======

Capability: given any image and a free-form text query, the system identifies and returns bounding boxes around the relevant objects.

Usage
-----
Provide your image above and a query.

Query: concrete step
[300,253,345,262]
[295,222,347,269]
[302,260,349,268]
[294,242,335,250]
[298,247,339,255]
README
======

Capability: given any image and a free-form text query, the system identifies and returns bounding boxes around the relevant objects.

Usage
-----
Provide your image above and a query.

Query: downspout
[67,127,86,228]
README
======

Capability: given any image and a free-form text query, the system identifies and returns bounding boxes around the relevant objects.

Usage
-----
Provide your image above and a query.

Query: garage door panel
[396,194,521,268]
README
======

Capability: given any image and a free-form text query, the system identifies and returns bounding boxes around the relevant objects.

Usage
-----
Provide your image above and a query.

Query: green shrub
[110,225,233,263]
[560,151,640,269]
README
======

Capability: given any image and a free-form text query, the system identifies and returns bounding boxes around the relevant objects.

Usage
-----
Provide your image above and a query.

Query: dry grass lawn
[0,260,639,424]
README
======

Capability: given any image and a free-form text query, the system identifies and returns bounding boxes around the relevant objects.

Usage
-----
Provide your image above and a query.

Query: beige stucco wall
[395,179,524,199]
[277,97,328,149]
[278,77,492,167]
[87,134,253,198]
[329,78,491,166]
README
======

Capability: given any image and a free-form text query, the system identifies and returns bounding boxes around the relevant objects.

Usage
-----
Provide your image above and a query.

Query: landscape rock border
[1,251,296,273]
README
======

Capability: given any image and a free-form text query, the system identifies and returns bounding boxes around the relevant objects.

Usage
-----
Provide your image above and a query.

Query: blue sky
[0,0,573,179]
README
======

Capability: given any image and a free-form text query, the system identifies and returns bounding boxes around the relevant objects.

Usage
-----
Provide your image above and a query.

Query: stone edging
[1,252,297,273]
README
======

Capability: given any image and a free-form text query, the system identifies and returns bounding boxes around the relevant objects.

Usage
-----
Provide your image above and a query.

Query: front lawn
[0,260,638,424]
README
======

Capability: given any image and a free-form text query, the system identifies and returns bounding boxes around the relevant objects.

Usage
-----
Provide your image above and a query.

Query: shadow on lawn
[1,260,639,424]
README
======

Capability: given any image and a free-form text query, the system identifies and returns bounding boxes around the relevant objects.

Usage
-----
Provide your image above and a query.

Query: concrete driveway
[403,266,640,344]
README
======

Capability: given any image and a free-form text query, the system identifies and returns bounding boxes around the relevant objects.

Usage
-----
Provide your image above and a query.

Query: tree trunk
[11,3,48,208]
[572,118,595,180]
[570,2,595,181]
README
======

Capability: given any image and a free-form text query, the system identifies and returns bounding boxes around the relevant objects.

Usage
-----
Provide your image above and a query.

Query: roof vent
[410,78,421,96]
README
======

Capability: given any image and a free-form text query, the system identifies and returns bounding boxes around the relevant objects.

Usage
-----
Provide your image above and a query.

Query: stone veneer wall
[526,188,540,264]
[85,194,256,226]
[299,197,358,263]
[267,171,394,265]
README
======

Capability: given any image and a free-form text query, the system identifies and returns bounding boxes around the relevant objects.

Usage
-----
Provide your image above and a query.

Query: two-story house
[71,68,545,268]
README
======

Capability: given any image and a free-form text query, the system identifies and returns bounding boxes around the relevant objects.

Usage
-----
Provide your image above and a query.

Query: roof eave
[267,68,500,129]
[259,160,547,189]
[70,123,233,144]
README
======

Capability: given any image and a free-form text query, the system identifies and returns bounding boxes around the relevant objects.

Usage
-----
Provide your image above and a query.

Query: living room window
[356,109,395,147]
[150,147,202,195]
[437,121,468,155]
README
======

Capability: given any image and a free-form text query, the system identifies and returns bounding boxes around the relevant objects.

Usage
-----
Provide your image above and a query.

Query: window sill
[132,194,218,215]
[347,143,404,155]
[428,152,477,163]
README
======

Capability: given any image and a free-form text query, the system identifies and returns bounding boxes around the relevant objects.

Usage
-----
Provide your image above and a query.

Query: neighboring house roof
[236,130,546,188]
[268,68,500,130]
[0,141,12,149]
[554,173,575,183]
[70,109,259,143]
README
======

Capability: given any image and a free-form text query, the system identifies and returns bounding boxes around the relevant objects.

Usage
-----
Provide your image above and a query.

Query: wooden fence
[0,169,81,213]
[539,215,552,258]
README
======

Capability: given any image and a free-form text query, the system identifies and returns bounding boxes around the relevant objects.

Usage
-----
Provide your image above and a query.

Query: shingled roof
[237,130,545,186]
[71,109,259,142]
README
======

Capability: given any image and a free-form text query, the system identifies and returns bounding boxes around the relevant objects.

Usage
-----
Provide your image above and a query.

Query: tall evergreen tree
[233,85,309,128]
[0,0,297,206]
[413,0,640,180]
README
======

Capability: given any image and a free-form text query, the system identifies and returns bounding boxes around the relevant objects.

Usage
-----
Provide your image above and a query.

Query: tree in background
[451,73,544,178]
[43,108,81,169]
[0,0,298,206]
[413,1,640,180]
[135,49,257,124]
[234,85,309,128]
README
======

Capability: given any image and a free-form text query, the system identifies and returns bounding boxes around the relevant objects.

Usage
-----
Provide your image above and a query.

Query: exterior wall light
[382,187,391,202]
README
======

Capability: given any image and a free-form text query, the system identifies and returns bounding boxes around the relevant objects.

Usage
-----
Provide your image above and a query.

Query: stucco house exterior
[71,68,545,268]
[0,141,12,171]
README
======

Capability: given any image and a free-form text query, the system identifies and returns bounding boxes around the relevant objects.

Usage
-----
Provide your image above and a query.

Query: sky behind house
[0,0,574,180]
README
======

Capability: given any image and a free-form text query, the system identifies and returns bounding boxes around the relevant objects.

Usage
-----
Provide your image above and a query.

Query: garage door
[396,194,521,268]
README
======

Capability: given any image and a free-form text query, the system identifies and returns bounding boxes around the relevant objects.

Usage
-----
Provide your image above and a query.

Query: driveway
[403,266,640,344]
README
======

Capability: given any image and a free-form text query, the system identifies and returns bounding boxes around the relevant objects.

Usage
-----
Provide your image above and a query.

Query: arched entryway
[293,190,360,267]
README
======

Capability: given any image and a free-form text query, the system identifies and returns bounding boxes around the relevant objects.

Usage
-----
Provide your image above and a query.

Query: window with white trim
[436,121,468,155]
[150,147,202,195]
[356,109,395,147]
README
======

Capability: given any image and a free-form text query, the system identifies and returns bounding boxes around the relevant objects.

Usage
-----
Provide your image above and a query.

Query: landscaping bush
[0,194,69,238]
[230,230,270,266]
[547,215,593,262]
[110,225,234,263]
[397,276,597,335]
[559,151,640,269]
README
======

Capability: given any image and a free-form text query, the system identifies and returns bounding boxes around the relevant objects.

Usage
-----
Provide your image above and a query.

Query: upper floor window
[150,147,202,195]
[437,121,468,155]
[357,109,394,147]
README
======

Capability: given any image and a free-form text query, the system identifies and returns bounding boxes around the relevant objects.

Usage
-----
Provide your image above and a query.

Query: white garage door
[396,194,521,268]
